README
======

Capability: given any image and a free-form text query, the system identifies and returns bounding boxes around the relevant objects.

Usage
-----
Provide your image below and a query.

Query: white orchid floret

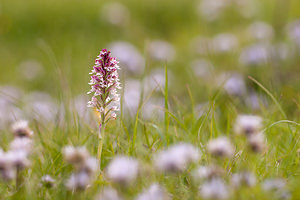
[234,115,263,136]
[136,183,170,200]
[106,156,139,185]
[200,178,230,200]
[11,120,33,138]
[207,136,235,158]
[154,143,200,173]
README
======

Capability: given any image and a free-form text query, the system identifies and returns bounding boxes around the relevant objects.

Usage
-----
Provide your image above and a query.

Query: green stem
[16,168,23,190]
[97,113,106,171]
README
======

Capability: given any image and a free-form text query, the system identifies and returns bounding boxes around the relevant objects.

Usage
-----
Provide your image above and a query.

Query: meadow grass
[0,0,300,199]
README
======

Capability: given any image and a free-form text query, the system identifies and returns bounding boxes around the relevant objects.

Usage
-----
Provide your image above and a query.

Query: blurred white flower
[287,20,300,48]
[0,86,24,129]
[234,115,262,136]
[142,97,164,120]
[262,178,286,191]
[108,42,145,75]
[0,149,16,181]
[136,183,170,200]
[200,178,229,200]
[8,150,31,170]
[144,69,173,96]
[73,95,94,125]
[41,174,56,188]
[101,2,130,26]
[191,59,214,78]
[248,21,274,41]
[198,0,230,22]
[154,143,200,173]
[11,120,33,138]
[123,79,141,114]
[9,137,33,153]
[248,132,266,153]
[66,172,91,191]
[106,156,139,185]
[231,172,256,188]
[234,0,257,18]
[147,40,175,62]
[24,92,59,123]
[211,33,238,54]
[96,187,123,200]
[207,137,235,158]
[18,59,44,81]
[193,165,224,181]
[63,146,90,169]
[239,43,270,66]
[223,73,246,97]
[63,145,98,191]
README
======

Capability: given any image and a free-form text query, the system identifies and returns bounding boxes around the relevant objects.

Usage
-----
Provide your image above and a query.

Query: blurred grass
[0,0,300,199]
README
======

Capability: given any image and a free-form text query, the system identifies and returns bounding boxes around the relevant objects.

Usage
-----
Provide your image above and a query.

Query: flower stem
[97,113,106,170]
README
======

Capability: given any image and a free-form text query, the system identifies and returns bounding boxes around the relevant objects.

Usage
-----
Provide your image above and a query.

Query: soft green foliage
[0,0,300,199]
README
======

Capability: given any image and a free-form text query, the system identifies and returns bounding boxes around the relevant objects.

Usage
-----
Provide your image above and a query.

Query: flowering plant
[87,49,121,168]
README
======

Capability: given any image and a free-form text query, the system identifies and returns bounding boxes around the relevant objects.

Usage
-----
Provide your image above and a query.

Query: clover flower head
[154,143,200,173]
[200,178,229,200]
[207,137,235,158]
[87,49,121,120]
[11,120,33,138]
[136,183,170,200]
[106,156,139,186]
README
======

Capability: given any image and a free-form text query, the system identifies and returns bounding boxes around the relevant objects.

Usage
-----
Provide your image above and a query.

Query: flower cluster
[234,114,266,153]
[87,49,121,121]
[63,146,98,191]
[0,120,33,181]
[154,143,200,173]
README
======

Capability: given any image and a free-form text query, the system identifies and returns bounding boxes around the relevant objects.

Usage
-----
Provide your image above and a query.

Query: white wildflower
[96,187,123,200]
[248,132,266,153]
[63,146,90,168]
[193,165,224,181]
[11,120,33,138]
[234,115,263,136]
[41,174,56,188]
[200,178,229,200]
[231,172,256,188]
[207,137,235,158]
[106,156,139,185]
[147,40,175,61]
[66,172,91,191]
[154,143,200,173]
[136,183,170,200]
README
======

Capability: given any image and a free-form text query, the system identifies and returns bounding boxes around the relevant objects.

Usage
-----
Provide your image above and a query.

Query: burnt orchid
[87,49,121,169]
